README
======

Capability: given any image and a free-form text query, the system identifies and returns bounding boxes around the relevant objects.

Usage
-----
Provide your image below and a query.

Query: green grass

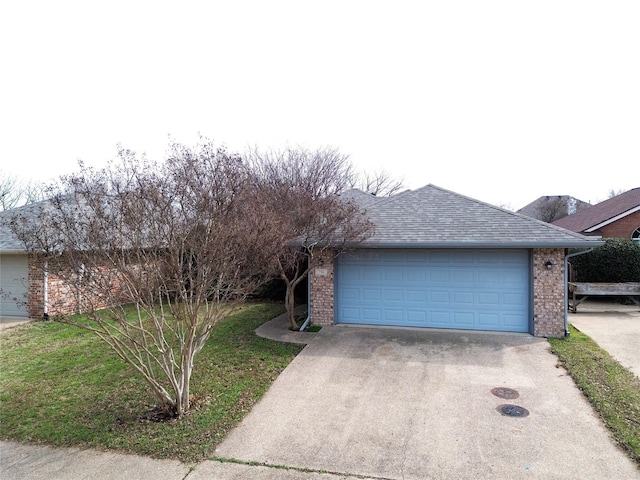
[0,302,303,463]
[549,325,640,465]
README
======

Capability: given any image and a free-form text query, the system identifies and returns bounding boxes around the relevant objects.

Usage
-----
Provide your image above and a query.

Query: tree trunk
[284,281,298,330]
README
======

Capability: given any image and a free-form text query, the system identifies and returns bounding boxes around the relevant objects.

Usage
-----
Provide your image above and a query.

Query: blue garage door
[336,249,530,333]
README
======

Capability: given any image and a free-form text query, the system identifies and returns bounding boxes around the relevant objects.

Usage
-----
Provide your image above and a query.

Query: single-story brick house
[0,199,116,319]
[307,184,604,337]
[552,187,640,241]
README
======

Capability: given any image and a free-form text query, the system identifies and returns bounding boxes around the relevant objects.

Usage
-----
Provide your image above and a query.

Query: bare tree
[250,147,374,330]
[350,169,404,197]
[535,197,568,223]
[0,172,47,211]
[8,140,279,418]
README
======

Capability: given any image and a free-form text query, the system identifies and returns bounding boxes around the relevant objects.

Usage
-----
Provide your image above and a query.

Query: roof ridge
[428,184,598,240]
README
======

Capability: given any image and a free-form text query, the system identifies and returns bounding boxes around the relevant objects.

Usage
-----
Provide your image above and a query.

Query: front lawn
[0,302,303,463]
[549,325,640,465]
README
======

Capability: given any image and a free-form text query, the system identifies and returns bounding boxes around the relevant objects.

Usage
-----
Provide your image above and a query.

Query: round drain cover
[491,387,519,400]
[496,404,530,417]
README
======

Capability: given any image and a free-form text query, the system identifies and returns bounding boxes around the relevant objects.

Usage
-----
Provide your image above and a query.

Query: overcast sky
[1,1,638,210]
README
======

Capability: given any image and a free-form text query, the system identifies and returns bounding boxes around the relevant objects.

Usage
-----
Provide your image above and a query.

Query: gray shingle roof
[3,186,604,253]
[0,199,52,253]
[350,184,603,248]
[340,189,382,208]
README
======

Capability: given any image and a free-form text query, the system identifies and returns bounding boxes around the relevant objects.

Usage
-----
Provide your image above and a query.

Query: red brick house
[551,187,640,241]
[308,185,604,338]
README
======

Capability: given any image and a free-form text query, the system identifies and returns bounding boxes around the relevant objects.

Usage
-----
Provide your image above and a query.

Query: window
[633,226,640,244]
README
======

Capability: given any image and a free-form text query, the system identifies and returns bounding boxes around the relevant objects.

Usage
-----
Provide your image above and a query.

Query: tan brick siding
[309,250,334,326]
[532,248,565,337]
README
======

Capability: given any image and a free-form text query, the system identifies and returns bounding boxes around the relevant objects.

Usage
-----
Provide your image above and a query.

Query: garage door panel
[406,290,426,302]
[453,270,474,283]
[429,270,450,283]
[453,291,474,305]
[384,310,404,322]
[363,288,382,301]
[406,251,428,262]
[503,293,527,306]
[503,313,526,328]
[383,251,406,263]
[384,289,403,302]
[407,310,427,322]
[336,249,530,333]
[478,270,501,284]
[453,312,475,326]
[362,309,382,321]
[430,311,452,326]
[342,288,360,300]
[430,290,450,303]
[0,255,29,317]
[478,292,500,305]
[406,269,427,282]
[342,269,361,282]
[478,313,500,328]
[384,268,403,281]
[433,251,456,263]
[341,307,360,322]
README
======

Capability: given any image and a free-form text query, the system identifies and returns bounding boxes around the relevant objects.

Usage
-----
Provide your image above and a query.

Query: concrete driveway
[214,325,640,480]
[568,300,640,378]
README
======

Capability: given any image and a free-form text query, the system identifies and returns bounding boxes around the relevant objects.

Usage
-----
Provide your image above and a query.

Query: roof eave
[342,240,606,249]
[584,205,640,233]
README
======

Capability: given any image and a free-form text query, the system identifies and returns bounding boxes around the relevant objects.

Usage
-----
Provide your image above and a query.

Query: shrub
[570,238,640,282]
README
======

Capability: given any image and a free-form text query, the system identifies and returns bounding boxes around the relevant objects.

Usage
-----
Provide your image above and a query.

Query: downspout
[564,248,595,336]
[77,263,85,314]
[43,259,49,320]
[298,251,311,332]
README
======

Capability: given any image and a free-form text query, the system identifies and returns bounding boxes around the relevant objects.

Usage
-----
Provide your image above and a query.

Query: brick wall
[532,248,566,337]
[598,210,640,238]
[27,255,45,318]
[27,255,129,318]
[309,250,335,326]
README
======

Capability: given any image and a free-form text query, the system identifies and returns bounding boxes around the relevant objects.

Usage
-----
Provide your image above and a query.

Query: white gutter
[298,251,311,332]
[43,259,49,320]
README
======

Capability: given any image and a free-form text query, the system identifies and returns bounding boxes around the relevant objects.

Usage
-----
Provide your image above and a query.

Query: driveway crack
[207,456,398,480]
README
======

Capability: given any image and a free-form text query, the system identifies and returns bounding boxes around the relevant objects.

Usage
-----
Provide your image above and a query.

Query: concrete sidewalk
[0,440,372,480]
[568,300,640,377]
[0,316,32,332]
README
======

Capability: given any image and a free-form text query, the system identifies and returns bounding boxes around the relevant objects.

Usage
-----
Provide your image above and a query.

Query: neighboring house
[0,200,69,318]
[308,184,603,337]
[551,187,640,242]
[517,195,591,223]
[0,199,119,319]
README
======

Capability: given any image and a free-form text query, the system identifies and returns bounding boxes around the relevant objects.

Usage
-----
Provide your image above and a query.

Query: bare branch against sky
[1,1,638,209]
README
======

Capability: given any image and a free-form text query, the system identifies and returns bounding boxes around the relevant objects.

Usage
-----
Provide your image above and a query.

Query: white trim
[584,205,640,233]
